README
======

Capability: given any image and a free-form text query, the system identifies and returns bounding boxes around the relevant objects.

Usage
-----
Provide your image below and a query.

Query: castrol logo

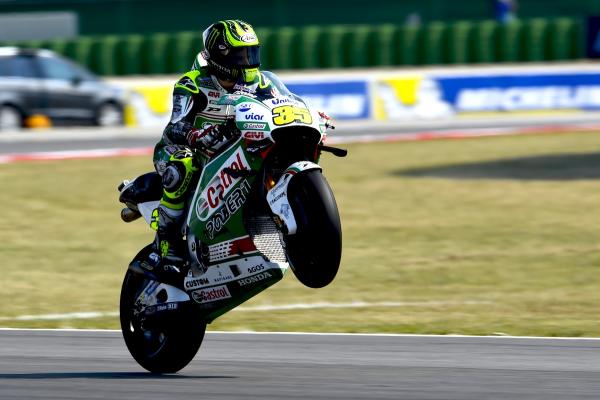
[196,148,250,221]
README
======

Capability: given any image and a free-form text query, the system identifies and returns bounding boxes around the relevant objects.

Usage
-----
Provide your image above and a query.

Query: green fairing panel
[187,139,263,244]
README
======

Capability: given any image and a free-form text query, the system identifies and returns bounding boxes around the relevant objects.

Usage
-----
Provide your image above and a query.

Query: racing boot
[150,205,187,285]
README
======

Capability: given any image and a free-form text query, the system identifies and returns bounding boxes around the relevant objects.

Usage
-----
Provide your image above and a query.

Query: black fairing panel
[119,172,162,205]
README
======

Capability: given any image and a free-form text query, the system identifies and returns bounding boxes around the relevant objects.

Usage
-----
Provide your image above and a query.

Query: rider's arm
[162,86,206,146]
[162,70,211,146]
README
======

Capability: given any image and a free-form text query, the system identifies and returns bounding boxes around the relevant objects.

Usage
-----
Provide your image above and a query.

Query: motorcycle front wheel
[285,170,342,288]
[119,269,206,373]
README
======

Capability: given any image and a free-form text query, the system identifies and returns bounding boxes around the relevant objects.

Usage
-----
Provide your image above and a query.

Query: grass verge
[1,131,600,336]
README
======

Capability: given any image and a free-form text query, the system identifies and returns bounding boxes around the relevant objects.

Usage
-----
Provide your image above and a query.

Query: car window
[0,57,9,76]
[0,56,38,78]
[38,56,78,81]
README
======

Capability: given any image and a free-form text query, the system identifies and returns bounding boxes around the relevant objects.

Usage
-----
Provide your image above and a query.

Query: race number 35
[272,105,312,126]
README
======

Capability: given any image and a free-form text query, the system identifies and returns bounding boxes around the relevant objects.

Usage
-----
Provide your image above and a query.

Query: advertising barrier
[116,65,600,127]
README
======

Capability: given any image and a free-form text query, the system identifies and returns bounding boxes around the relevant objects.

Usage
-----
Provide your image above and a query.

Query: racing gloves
[186,120,239,150]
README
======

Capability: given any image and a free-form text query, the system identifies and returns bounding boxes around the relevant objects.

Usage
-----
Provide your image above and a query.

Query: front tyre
[120,270,206,373]
[285,170,342,288]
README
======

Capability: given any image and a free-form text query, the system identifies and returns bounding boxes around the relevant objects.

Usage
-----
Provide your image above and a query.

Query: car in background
[0,47,127,130]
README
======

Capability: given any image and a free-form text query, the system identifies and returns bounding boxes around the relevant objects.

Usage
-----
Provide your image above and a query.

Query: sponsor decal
[213,270,235,283]
[146,303,178,315]
[238,271,273,287]
[243,131,265,139]
[436,73,600,113]
[205,180,251,239]
[233,83,258,94]
[243,122,267,130]
[184,277,210,290]
[239,103,252,112]
[247,263,265,273]
[191,285,231,304]
[455,86,600,111]
[241,33,257,43]
[269,191,286,205]
[195,149,251,220]
[271,97,294,105]
[244,113,264,120]
[208,91,220,98]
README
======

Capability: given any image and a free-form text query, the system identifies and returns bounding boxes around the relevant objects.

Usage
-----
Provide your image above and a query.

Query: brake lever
[319,144,348,157]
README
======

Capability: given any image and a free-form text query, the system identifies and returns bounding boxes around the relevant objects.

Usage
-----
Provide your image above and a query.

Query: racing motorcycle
[117,91,347,373]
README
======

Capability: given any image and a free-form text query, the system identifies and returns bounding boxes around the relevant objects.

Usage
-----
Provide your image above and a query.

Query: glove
[186,121,240,149]
[186,125,223,149]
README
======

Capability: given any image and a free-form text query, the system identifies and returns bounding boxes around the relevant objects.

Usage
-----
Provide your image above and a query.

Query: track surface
[0,330,599,400]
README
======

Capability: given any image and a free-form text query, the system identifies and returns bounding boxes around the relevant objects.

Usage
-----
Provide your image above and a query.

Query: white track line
[0,300,491,321]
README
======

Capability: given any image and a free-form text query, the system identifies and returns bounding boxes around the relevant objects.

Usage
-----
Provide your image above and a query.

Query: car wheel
[0,105,23,131]
[95,103,123,127]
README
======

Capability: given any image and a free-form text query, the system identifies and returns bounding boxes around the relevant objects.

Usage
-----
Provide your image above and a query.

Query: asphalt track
[1,329,599,400]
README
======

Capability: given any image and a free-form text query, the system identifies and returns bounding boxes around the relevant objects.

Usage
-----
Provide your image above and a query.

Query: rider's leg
[152,148,199,265]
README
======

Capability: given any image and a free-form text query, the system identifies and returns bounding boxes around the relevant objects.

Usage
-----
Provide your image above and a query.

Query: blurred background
[0,0,600,129]
[2,0,600,130]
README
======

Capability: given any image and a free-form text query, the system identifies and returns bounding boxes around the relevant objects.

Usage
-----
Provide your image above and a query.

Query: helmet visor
[218,46,260,68]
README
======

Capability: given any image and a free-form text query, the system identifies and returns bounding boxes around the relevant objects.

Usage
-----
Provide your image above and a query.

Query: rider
[150,19,290,277]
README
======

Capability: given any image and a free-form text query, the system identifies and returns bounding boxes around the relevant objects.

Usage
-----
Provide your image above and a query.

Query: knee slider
[162,163,185,192]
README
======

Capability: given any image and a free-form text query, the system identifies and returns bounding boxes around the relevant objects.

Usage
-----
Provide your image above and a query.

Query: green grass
[2,131,600,336]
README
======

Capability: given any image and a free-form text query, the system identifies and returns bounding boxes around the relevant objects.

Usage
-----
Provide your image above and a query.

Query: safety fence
[3,18,583,76]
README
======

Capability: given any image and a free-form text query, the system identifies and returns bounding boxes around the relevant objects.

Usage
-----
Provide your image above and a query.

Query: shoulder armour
[174,70,202,94]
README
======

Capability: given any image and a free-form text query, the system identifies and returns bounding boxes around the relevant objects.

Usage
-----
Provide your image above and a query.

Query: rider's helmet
[201,19,261,84]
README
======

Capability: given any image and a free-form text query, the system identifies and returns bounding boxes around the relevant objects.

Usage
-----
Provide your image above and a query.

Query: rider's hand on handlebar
[186,121,239,149]
[186,127,215,149]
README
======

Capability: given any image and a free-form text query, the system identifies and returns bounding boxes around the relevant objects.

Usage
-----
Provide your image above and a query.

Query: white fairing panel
[138,201,160,225]
[266,161,322,235]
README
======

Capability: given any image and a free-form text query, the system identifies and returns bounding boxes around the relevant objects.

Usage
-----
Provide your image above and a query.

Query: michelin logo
[456,85,600,111]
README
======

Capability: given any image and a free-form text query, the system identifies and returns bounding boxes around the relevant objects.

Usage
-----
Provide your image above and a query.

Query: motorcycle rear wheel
[120,270,206,373]
[285,170,342,288]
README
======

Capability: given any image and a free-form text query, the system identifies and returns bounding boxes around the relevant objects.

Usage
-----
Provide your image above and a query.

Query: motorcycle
[117,90,347,373]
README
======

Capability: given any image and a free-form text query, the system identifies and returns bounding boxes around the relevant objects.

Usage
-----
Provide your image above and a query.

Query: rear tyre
[120,269,206,373]
[285,170,342,288]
